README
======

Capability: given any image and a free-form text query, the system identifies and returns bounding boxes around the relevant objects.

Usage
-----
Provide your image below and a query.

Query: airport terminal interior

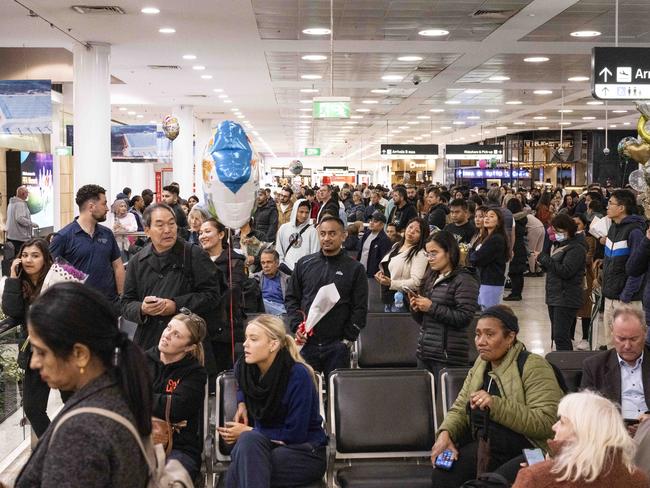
[1,1,650,487]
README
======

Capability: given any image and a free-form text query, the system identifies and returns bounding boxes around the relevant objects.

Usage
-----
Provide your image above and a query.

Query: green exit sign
[55,146,72,156]
[312,97,351,119]
[305,147,321,156]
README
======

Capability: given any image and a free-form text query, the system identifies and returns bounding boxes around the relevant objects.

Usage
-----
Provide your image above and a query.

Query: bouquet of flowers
[41,257,89,293]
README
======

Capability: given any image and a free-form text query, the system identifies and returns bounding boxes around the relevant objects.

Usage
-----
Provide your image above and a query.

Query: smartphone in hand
[522,448,545,466]
[434,450,455,470]
[402,285,418,296]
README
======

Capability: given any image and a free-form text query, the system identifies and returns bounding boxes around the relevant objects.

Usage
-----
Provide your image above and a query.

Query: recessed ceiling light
[213,88,223,93]
[488,75,510,81]
[430,108,445,113]
[149,120,157,124]
[465,89,483,94]
[533,116,547,120]
[407,121,420,125]
[158,27,175,34]
[136,114,144,118]
[587,100,604,105]
[381,75,403,82]
[467,116,481,120]
[558,109,573,113]
[300,99,313,104]
[182,54,196,60]
[237,115,245,119]
[300,88,319,93]
[538,126,549,130]
[302,27,331,35]
[445,100,461,105]
[506,100,523,105]
[301,74,322,80]
[362,100,379,104]
[623,122,631,125]
[350,115,363,119]
[201,75,213,79]
[398,126,409,129]
[397,55,423,62]
[118,107,127,111]
[356,108,370,112]
[218,94,228,98]
[533,90,553,95]
[452,121,465,125]
[302,54,327,61]
[417,115,431,119]
[485,108,500,113]
[610,124,617,128]
[127,111,136,115]
[418,29,449,37]
[431,130,441,133]
[192,65,206,71]
[612,110,628,113]
[440,126,452,129]
[513,121,526,125]
[299,108,312,112]
[299,115,311,119]
[596,126,604,130]
[582,116,596,120]
[223,100,232,103]
[568,76,589,82]
[524,56,550,63]
[571,30,601,38]
[141,7,160,14]
[559,122,572,126]
[496,126,508,130]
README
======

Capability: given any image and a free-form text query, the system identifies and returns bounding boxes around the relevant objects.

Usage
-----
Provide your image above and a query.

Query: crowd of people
[2,178,650,487]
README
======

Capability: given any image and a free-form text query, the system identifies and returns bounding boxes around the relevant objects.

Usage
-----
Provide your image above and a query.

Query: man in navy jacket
[357,211,392,277]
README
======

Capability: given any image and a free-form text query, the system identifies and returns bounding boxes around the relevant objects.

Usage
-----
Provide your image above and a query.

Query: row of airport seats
[206,349,600,487]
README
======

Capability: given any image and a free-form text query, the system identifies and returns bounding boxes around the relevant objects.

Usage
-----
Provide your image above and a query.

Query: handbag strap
[282,224,310,256]
[49,407,157,477]
[164,394,171,424]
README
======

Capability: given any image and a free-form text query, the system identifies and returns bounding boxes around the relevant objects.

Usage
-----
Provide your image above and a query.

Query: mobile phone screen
[434,450,454,470]
[523,448,545,466]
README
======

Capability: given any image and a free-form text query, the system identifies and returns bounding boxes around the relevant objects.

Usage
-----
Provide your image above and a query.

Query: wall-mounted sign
[446,144,504,160]
[592,47,650,100]
[304,147,321,156]
[313,97,351,119]
[455,168,530,179]
[380,144,439,158]
[54,146,72,156]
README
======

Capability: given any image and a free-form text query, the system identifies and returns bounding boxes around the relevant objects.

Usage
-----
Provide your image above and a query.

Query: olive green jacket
[438,341,563,451]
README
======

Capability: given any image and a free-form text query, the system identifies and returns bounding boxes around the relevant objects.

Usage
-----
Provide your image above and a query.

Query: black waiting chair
[328,369,437,488]
[366,278,386,313]
[353,313,419,368]
[213,371,326,488]
[439,368,471,417]
[545,350,600,392]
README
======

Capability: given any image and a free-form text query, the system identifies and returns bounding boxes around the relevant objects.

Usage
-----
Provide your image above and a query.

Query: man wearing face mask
[531,214,586,351]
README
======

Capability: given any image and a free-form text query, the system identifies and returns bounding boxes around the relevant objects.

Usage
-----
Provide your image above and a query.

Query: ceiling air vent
[185,94,208,98]
[470,9,518,20]
[71,5,126,14]
[147,65,181,70]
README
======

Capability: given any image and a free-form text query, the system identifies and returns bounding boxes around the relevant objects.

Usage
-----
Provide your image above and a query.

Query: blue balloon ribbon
[210,121,252,194]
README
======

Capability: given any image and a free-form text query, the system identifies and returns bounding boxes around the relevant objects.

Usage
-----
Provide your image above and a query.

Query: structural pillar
[73,42,111,195]
[172,105,194,199]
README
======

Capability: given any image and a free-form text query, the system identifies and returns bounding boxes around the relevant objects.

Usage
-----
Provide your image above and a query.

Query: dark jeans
[430,440,525,488]
[548,305,578,351]
[509,273,524,297]
[23,366,51,437]
[300,340,350,379]
[7,239,26,255]
[571,317,591,341]
[225,430,326,488]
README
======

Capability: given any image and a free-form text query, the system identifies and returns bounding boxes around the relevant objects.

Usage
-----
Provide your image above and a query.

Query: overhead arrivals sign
[380,144,439,158]
[445,144,504,160]
[592,47,650,100]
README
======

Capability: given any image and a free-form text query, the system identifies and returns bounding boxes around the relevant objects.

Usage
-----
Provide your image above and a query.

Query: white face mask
[555,232,567,242]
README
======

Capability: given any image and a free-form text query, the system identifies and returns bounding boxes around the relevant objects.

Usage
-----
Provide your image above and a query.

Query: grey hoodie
[6,196,34,241]
[275,199,321,271]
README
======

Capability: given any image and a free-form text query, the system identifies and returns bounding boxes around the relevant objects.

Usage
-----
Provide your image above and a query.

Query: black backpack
[517,349,569,394]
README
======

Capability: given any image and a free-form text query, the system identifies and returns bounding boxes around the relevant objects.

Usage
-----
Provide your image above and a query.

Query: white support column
[50,96,63,230]
[171,105,194,199]
[194,118,213,201]
[73,42,112,195]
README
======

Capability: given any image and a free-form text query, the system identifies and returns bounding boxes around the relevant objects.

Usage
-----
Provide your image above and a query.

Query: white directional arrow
[599,67,613,82]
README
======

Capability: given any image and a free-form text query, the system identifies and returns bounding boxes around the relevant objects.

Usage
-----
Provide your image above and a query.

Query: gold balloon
[625,141,650,164]
[637,115,650,144]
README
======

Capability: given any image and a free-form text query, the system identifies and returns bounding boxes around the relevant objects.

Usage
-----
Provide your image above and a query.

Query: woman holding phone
[2,238,54,437]
[409,231,479,378]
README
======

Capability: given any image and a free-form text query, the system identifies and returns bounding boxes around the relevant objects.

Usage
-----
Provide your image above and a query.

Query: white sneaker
[575,339,590,351]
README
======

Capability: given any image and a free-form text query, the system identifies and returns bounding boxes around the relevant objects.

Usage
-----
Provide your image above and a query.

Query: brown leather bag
[151,395,187,455]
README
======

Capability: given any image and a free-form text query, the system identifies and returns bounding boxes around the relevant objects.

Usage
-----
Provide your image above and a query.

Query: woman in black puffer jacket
[532,213,586,351]
[409,231,480,379]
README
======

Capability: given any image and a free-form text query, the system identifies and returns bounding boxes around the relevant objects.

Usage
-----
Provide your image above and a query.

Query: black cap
[370,211,387,223]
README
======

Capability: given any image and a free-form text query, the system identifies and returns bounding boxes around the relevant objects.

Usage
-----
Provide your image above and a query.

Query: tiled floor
[0,274,577,483]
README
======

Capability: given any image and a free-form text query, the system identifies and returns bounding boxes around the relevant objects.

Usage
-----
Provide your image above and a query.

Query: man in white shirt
[276,199,320,273]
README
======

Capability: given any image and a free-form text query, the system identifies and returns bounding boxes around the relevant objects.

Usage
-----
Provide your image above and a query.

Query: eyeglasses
[607,202,622,208]
[424,251,438,258]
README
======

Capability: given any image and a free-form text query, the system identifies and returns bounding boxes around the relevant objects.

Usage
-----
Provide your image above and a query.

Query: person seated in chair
[581,305,650,434]
[252,249,290,316]
[431,305,564,487]
[146,310,208,480]
[218,315,327,488]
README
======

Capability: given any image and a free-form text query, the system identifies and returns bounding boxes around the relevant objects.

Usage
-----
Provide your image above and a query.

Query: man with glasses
[121,203,222,351]
[277,186,294,227]
[599,189,646,349]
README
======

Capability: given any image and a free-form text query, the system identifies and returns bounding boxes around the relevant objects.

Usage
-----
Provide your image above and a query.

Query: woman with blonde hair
[513,391,649,487]
[219,314,327,488]
[146,309,208,480]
